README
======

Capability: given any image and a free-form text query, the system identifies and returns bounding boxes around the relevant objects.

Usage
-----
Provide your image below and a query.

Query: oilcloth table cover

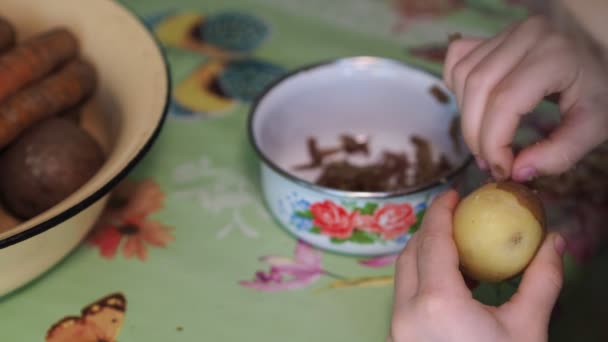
[2,0,607,341]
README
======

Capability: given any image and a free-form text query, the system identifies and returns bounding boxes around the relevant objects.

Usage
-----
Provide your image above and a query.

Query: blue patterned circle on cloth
[218,59,286,102]
[200,11,269,53]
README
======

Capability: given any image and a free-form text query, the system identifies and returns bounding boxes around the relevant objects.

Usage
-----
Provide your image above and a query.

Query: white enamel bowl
[249,57,471,256]
[0,0,169,296]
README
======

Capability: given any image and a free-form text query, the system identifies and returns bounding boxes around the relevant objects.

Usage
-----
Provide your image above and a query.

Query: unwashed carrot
[0,28,78,103]
[0,17,15,52]
[0,59,96,149]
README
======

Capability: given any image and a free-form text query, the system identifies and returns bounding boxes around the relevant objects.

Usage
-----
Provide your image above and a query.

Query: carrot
[0,59,96,149]
[0,28,78,103]
[0,17,15,52]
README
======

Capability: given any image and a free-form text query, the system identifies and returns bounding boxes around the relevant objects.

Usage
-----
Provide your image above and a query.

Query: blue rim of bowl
[247,56,474,200]
[0,2,171,249]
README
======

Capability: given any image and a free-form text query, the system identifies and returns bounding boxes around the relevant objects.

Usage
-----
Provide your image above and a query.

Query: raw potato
[453,182,546,283]
[0,117,105,219]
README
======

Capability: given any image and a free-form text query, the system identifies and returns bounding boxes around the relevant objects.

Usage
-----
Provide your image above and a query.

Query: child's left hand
[389,190,565,342]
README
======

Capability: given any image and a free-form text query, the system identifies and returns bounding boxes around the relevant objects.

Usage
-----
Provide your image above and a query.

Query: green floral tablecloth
[2,0,607,341]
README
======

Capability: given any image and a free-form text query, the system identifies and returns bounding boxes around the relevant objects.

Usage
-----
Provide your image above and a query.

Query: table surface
[3,0,608,341]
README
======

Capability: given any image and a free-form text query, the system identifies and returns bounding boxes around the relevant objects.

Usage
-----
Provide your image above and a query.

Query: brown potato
[0,117,105,219]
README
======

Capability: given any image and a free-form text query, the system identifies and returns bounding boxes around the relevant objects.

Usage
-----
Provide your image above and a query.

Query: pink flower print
[240,241,325,292]
[359,254,399,268]
[371,203,417,240]
[310,200,356,239]
[352,212,375,231]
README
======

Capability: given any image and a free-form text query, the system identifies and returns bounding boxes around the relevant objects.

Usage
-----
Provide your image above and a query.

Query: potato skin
[0,117,105,219]
[453,182,546,283]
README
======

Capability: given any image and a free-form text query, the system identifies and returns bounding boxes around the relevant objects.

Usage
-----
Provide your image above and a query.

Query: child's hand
[389,190,565,342]
[444,16,608,181]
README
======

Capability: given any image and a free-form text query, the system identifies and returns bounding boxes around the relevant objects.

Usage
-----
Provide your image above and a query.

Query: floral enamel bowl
[0,0,168,296]
[249,57,471,256]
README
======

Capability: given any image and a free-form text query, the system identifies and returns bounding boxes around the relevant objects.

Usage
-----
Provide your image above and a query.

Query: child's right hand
[444,16,608,181]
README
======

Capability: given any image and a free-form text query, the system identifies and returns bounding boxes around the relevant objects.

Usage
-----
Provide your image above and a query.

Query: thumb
[513,103,608,181]
[501,233,566,326]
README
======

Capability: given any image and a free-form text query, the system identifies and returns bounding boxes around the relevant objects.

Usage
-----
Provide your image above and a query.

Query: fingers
[444,15,594,180]
[460,18,550,172]
[393,233,419,307]
[451,28,514,109]
[500,233,565,327]
[512,61,608,179]
[415,190,466,294]
[479,38,581,179]
[443,24,514,168]
[443,38,483,91]
[512,108,608,180]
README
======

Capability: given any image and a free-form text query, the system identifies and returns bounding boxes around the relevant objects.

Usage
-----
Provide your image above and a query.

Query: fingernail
[434,190,448,200]
[554,234,567,256]
[448,32,462,43]
[515,166,537,182]
[475,157,488,170]
[434,189,452,201]
[491,164,506,180]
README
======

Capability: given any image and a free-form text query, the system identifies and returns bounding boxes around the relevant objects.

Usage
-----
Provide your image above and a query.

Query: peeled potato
[453,182,546,283]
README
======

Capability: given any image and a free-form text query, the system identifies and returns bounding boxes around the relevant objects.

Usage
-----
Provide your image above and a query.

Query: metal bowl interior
[249,56,472,200]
